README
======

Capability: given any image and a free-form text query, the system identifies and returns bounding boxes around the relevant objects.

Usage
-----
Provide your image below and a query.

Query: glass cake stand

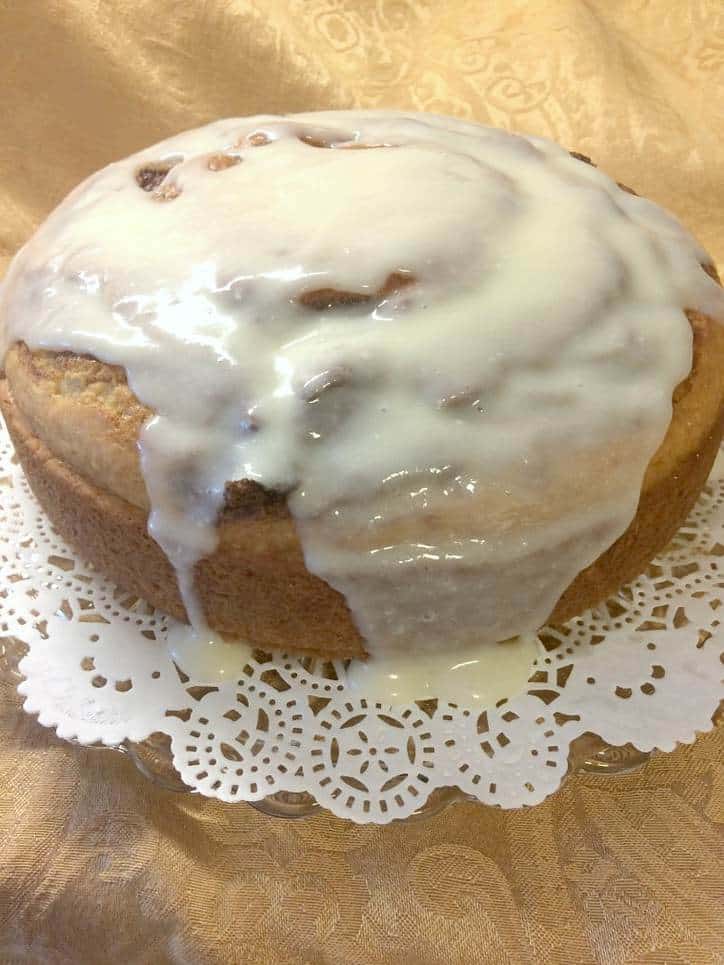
[0,635,663,821]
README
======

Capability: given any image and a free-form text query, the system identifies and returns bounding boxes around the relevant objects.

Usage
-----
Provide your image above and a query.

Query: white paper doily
[0,417,722,823]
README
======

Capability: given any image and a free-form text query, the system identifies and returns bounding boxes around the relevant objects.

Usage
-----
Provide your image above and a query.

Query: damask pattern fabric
[0,1,722,962]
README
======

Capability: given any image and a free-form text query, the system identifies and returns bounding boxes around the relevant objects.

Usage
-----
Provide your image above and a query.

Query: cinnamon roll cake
[1,111,722,660]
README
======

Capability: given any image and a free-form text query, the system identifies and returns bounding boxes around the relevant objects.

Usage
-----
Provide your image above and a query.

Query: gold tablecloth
[0,2,722,962]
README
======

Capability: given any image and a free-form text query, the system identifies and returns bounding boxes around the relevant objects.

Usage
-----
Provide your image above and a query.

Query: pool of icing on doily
[165,617,540,705]
[1,111,722,676]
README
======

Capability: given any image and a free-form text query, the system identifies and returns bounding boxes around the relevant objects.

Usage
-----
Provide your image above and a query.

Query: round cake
[0,111,723,663]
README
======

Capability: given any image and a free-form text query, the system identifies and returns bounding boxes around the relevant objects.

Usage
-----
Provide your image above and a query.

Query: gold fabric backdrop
[0,1,722,962]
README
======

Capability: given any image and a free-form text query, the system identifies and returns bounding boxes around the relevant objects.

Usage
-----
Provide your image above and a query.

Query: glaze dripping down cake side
[0,111,723,660]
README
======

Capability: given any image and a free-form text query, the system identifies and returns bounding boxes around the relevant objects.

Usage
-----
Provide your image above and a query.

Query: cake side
[0,375,364,657]
[2,307,722,657]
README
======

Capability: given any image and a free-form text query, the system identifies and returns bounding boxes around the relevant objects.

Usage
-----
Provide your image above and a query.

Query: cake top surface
[2,110,722,655]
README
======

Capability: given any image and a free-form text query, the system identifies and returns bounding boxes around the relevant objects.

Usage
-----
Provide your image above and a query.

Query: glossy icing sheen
[1,111,722,666]
[166,614,539,705]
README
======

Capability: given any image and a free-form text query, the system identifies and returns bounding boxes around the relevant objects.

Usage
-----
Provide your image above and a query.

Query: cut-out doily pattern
[0,419,722,823]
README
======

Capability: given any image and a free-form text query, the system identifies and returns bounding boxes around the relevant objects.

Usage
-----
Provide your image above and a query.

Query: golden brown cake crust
[2,301,723,659]
[0,375,362,657]
[3,345,287,519]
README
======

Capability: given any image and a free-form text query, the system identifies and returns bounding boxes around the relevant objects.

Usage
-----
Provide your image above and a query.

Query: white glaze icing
[1,111,722,674]
[166,616,538,706]
[166,619,253,682]
[345,632,540,704]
